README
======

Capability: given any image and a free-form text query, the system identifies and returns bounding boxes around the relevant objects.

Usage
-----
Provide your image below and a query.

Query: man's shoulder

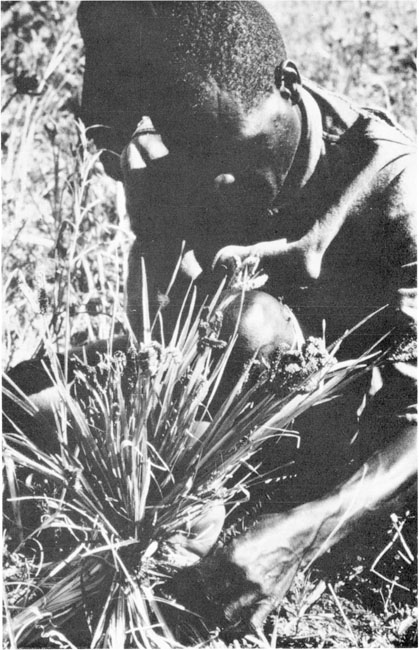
[302,78,414,148]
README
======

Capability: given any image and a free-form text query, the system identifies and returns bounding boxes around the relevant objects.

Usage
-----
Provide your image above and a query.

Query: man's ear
[274,60,302,105]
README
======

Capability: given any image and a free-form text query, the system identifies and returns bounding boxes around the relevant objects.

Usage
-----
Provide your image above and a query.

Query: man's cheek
[212,173,277,226]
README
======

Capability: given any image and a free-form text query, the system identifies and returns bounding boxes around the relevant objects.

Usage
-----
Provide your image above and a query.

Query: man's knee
[221,290,304,362]
[210,291,304,405]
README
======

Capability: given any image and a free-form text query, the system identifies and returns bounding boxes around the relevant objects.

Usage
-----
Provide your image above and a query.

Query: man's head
[139,2,286,116]
[80,1,303,270]
[79,1,287,130]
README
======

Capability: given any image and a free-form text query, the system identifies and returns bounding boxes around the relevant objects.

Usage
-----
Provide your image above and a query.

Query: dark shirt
[266,80,416,503]
[269,80,416,346]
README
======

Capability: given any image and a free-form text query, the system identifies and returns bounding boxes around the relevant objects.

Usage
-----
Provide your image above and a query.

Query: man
[76,0,416,633]
[5,0,416,638]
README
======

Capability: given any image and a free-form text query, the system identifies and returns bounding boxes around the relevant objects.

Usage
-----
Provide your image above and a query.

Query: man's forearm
[230,425,416,580]
[295,425,412,561]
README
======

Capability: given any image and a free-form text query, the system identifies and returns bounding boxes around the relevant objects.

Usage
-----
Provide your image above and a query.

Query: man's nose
[214,173,236,189]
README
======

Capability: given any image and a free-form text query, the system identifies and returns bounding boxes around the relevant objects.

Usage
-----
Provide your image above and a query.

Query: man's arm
[170,422,416,634]
[230,422,416,624]
[121,121,204,338]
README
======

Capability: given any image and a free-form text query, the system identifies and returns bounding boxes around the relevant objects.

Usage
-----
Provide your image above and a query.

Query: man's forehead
[151,83,248,150]
[159,88,277,153]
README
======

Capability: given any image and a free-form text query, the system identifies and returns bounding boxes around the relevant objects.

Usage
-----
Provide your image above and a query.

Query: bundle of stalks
[2,260,384,649]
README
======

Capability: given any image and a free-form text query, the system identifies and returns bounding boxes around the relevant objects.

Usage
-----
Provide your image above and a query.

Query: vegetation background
[2,0,416,369]
[2,1,417,648]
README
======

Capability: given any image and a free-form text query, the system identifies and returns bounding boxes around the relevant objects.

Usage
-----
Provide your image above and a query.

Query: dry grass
[2,2,417,648]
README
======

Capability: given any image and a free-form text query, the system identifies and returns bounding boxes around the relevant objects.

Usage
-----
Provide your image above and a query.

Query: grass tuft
[3,255,388,647]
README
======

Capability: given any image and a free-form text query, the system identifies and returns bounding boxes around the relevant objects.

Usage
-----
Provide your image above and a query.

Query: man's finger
[184,501,226,558]
[161,536,202,568]
[211,245,248,272]
[250,596,279,630]
[123,140,146,171]
[224,590,258,622]
[139,132,169,162]
[251,564,301,629]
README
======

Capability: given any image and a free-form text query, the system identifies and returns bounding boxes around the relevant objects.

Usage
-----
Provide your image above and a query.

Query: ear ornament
[274,59,302,104]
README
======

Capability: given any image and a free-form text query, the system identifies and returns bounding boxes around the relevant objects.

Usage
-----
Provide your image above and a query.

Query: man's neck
[279,87,325,201]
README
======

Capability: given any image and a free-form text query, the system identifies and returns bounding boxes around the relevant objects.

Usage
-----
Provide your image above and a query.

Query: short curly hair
[78,1,287,175]
[154,2,286,110]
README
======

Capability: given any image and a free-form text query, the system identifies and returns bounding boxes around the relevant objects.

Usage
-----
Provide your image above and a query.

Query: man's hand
[164,500,226,568]
[222,512,308,630]
[167,425,416,636]
[166,508,310,638]
[212,245,253,274]
[212,240,289,276]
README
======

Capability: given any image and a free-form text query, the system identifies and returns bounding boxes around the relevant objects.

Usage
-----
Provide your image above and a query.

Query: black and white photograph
[2,1,417,647]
